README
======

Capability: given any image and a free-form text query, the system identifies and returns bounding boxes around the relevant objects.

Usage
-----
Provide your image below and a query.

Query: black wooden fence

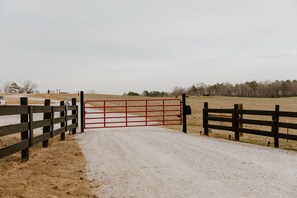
[203,102,297,148]
[0,97,78,161]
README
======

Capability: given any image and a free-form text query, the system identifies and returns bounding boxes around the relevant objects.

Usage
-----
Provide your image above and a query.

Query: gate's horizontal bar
[85,99,181,102]
[85,123,182,129]
[86,119,181,125]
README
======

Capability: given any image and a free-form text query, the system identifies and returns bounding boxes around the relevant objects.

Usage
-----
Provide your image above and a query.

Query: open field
[28,93,297,150]
[167,96,297,151]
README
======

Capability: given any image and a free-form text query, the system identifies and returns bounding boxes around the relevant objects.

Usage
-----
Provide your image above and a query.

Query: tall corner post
[80,91,85,133]
[234,104,240,141]
[182,93,187,133]
[203,102,209,136]
[274,105,279,148]
[238,104,243,137]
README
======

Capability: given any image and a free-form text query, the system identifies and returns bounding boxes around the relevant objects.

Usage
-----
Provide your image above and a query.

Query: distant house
[19,88,27,94]
[8,83,27,94]
[9,83,20,93]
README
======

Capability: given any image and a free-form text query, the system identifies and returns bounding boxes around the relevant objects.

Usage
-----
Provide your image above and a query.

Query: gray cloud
[1,0,297,94]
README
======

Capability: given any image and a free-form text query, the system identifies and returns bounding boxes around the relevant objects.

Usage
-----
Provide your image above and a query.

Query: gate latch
[185,105,192,115]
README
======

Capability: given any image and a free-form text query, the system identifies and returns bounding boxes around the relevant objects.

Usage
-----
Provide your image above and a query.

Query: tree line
[173,80,297,98]
[124,90,169,97]
[125,80,297,98]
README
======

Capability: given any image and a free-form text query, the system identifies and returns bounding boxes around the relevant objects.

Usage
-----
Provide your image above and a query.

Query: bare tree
[187,85,198,96]
[196,83,207,96]
[171,86,186,97]
[20,80,38,94]
[3,81,13,93]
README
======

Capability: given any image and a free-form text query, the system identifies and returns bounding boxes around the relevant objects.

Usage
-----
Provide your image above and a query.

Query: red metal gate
[83,99,182,129]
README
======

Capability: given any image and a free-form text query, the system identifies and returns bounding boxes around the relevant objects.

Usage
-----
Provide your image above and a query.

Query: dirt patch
[0,135,97,198]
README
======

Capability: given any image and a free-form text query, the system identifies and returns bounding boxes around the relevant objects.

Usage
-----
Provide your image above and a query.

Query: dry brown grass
[0,135,97,198]
[19,93,297,151]
[30,93,145,103]
[0,94,98,197]
[166,96,297,151]
[4,96,47,105]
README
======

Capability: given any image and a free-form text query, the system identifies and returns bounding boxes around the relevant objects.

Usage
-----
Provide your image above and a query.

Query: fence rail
[203,102,297,148]
[0,97,78,161]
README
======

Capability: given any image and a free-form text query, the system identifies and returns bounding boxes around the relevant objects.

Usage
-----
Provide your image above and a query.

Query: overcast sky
[1,0,297,94]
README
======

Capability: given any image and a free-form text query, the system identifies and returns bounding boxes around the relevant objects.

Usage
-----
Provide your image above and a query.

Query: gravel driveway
[77,127,297,198]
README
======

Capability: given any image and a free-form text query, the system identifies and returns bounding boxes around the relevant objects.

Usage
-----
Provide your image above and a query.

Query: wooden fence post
[20,97,29,161]
[273,105,280,148]
[50,106,54,138]
[60,101,65,140]
[72,98,77,134]
[29,106,33,147]
[203,102,209,136]
[43,99,51,148]
[65,104,68,134]
[238,104,243,137]
[182,94,187,133]
[234,104,240,141]
[80,91,84,133]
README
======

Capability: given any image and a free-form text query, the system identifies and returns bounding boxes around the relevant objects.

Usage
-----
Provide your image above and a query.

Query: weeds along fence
[0,97,78,161]
[203,102,297,148]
